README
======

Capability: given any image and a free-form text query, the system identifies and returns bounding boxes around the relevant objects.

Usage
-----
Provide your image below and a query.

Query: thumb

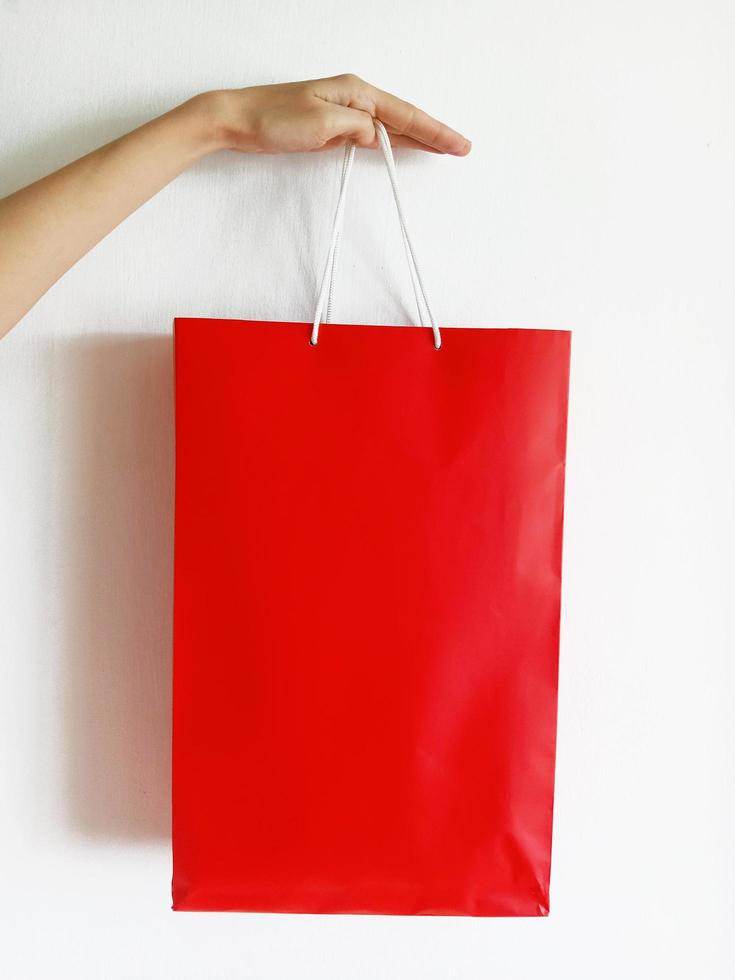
[320,104,377,149]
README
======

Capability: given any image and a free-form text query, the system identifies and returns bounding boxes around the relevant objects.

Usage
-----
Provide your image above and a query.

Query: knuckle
[403,103,422,134]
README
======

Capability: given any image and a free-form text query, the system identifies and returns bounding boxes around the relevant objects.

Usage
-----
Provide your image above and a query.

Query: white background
[1,1,733,977]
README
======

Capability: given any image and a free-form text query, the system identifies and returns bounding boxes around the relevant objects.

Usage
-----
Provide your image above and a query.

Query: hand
[0,75,470,338]
[202,74,471,156]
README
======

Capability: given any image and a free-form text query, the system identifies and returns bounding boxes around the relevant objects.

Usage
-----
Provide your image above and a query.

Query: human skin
[0,74,470,339]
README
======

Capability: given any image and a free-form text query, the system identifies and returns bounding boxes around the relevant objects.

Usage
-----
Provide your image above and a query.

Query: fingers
[313,108,446,154]
[370,85,471,155]
[313,132,443,154]
[314,74,471,155]
[385,133,444,153]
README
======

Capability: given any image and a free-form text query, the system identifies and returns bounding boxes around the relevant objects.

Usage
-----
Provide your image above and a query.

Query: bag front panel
[172,318,571,916]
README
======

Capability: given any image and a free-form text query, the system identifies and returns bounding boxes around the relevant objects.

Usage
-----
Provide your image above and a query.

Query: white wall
[1,1,733,977]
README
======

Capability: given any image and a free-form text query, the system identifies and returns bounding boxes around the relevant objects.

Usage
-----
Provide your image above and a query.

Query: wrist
[175,90,241,158]
[188,89,257,154]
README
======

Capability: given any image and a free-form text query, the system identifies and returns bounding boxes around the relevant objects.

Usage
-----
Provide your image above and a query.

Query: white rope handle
[323,145,425,327]
[324,141,355,327]
[324,140,427,331]
[311,120,442,349]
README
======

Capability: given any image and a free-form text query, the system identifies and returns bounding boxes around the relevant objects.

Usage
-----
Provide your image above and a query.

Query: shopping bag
[172,123,571,916]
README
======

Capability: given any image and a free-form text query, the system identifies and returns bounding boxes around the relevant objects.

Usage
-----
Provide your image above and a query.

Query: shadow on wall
[61,334,174,841]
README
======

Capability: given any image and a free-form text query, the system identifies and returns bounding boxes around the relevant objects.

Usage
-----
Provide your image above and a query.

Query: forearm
[0,92,226,338]
[0,75,469,340]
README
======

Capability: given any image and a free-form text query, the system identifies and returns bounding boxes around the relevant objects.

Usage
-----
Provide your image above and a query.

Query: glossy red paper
[172,318,571,916]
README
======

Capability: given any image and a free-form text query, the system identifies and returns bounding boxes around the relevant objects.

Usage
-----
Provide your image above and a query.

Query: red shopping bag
[172,124,571,916]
